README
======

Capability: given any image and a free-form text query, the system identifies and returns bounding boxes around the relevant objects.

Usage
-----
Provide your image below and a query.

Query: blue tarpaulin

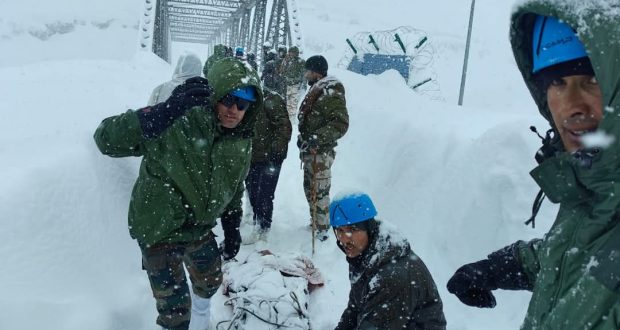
[347,54,411,80]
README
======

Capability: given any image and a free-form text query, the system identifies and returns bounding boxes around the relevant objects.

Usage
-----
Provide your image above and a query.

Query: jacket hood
[172,53,202,82]
[213,44,227,57]
[511,1,620,213]
[510,1,620,153]
[206,57,263,136]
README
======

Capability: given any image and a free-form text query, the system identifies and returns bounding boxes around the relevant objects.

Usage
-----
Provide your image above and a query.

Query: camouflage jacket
[297,76,349,155]
[279,55,305,86]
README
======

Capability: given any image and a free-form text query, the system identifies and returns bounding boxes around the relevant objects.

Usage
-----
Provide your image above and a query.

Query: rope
[216,294,309,329]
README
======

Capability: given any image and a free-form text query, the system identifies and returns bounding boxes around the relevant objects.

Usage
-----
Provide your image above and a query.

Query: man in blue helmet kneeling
[330,192,446,330]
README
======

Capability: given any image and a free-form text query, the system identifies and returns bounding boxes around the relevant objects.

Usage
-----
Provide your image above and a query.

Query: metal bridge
[138,0,302,65]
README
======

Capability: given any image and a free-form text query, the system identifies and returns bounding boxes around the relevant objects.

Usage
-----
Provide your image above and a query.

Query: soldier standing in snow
[279,46,306,120]
[276,45,288,63]
[94,58,262,330]
[330,193,446,329]
[261,41,272,71]
[244,85,292,244]
[246,52,258,71]
[148,53,202,106]
[274,45,288,95]
[447,3,620,329]
[297,55,349,241]
[261,49,281,91]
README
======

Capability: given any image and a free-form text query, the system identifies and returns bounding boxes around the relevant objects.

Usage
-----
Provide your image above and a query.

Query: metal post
[458,0,475,106]
[152,0,170,62]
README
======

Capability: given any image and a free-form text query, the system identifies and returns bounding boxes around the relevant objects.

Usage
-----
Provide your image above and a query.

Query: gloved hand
[447,259,498,308]
[137,77,213,138]
[170,76,213,109]
[219,209,242,261]
[297,135,319,153]
[447,243,532,308]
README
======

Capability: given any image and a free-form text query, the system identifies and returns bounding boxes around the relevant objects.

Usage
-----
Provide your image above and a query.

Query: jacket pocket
[590,223,620,295]
[129,176,186,245]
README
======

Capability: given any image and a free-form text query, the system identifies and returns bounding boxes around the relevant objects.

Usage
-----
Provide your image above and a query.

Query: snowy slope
[0,0,559,329]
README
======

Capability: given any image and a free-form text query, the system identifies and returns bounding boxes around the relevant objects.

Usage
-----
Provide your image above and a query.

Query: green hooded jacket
[335,221,446,330]
[203,44,227,78]
[297,76,349,154]
[510,1,620,329]
[94,58,263,246]
[251,87,291,163]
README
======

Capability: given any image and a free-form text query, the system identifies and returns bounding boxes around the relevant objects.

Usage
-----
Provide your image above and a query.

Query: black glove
[219,209,242,260]
[446,259,498,308]
[447,243,532,308]
[137,77,213,138]
[171,77,213,107]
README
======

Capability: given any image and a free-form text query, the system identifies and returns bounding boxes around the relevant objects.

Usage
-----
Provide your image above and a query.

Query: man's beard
[307,79,317,86]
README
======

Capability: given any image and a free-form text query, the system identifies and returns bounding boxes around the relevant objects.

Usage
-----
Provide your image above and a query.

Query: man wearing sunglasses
[94,57,262,330]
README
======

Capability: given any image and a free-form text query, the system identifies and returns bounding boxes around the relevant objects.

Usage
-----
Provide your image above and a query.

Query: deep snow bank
[0,0,562,329]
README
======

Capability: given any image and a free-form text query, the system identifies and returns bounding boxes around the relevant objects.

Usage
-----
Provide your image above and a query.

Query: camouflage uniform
[297,76,349,230]
[301,152,334,230]
[274,46,288,95]
[141,234,221,330]
[261,51,281,92]
[279,46,306,119]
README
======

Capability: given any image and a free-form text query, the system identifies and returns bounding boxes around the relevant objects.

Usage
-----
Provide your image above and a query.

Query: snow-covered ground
[0,0,559,329]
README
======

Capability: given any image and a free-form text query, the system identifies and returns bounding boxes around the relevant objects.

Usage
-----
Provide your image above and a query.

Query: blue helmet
[330,193,378,227]
[230,86,256,102]
[532,15,588,73]
[235,47,245,58]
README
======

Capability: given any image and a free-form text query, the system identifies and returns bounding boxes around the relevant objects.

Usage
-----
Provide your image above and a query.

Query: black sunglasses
[219,94,252,111]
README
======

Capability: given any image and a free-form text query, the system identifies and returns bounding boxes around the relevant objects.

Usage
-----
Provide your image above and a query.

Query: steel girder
[265,0,291,51]
[169,14,224,26]
[149,0,295,67]
[168,6,233,19]
[250,0,267,62]
[237,9,252,50]
[152,0,170,62]
[168,0,240,9]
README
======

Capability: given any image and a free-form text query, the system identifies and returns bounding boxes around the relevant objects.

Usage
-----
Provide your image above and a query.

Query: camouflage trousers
[140,233,221,330]
[302,152,335,229]
[286,85,301,119]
